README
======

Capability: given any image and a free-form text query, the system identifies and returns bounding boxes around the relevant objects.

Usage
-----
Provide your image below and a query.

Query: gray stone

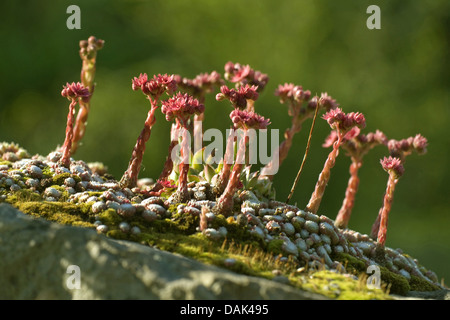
[0,204,326,300]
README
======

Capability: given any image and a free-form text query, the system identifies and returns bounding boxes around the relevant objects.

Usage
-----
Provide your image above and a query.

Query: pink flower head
[323,108,366,133]
[61,82,90,101]
[231,64,252,83]
[224,61,269,92]
[216,84,259,109]
[388,139,410,153]
[381,156,404,178]
[307,95,319,110]
[190,71,223,93]
[133,73,177,98]
[366,130,388,146]
[230,109,270,130]
[238,84,259,101]
[161,92,204,123]
[318,93,339,111]
[275,83,311,105]
[412,134,428,155]
[132,73,149,91]
[322,107,345,127]
[275,83,296,99]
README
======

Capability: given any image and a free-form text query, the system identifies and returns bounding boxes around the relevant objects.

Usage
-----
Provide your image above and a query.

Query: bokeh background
[1,0,449,283]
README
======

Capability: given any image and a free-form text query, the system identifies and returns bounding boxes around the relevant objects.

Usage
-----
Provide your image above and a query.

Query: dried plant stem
[120,103,158,188]
[334,159,362,229]
[286,103,319,204]
[305,131,343,214]
[72,57,97,154]
[376,174,399,246]
[60,100,77,168]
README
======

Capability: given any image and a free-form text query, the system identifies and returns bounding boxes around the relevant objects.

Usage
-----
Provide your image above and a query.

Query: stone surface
[0,204,327,300]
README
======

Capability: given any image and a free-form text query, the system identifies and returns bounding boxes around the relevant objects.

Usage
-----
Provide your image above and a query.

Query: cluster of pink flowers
[381,156,405,178]
[216,84,259,110]
[224,61,269,92]
[132,73,177,99]
[275,83,312,105]
[61,82,90,101]
[230,109,270,130]
[174,71,223,99]
[388,134,428,161]
[322,108,366,133]
[161,92,205,124]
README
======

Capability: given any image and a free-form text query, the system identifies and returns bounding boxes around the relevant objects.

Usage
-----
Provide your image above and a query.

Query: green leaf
[191,147,205,171]
[203,164,216,183]
[188,175,200,183]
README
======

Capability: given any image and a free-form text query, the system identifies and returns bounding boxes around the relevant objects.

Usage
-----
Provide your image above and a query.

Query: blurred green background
[1,0,449,284]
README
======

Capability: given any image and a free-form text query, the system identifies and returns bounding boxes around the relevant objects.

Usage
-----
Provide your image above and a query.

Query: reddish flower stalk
[371,133,427,239]
[151,123,181,193]
[213,127,237,195]
[260,88,339,180]
[119,74,177,188]
[215,110,270,215]
[59,82,90,167]
[305,108,366,214]
[371,157,405,246]
[161,92,205,202]
[71,36,104,154]
[327,129,388,229]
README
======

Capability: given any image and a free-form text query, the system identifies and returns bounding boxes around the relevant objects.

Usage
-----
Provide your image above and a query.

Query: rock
[0,204,326,300]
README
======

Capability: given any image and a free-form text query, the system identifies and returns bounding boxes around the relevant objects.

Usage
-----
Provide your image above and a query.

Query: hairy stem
[216,130,247,215]
[152,123,180,192]
[335,159,362,229]
[120,102,158,188]
[376,174,399,246]
[305,132,343,214]
[177,126,190,201]
[60,100,77,168]
[214,128,235,195]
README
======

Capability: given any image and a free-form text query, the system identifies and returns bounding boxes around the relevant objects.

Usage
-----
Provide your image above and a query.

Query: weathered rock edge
[0,204,328,300]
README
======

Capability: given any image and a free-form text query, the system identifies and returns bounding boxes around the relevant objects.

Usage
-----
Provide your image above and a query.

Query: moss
[107,229,129,241]
[0,160,12,166]
[332,252,366,273]
[98,209,123,225]
[331,252,411,296]
[299,270,392,300]
[51,173,72,185]
[409,275,441,292]
[266,239,284,256]
[170,212,200,234]
[379,266,410,296]
[40,166,54,178]
[6,189,42,203]
[16,201,94,228]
